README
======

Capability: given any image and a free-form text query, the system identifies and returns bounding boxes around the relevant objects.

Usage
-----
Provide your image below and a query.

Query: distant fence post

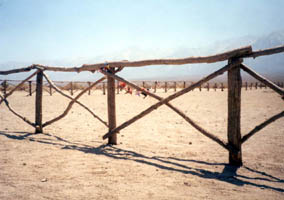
[227,58,242,166]
[107,68,117,145]
[70,82,73,96]
[88,82,91,95]
[183,81,186,89]
[116,81,119,94]
[207,83,210,91]
[255,82,258,90]
[3,80,7,96]
[221,83,224,91]
[49,83,52,96]
[35,70,43,133]
[154,81,157,93]
[174,82,177,92]
[28,81,32,96]
[165,82,167,93]
[103,82,106,95]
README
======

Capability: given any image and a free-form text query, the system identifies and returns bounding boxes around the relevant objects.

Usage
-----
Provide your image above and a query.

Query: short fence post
[70,82,73,96]
[154,81,157,93]
[199,84,202,91]
[207,83,210,91]
[35,71,43,133]
[103,82,106,95]
[221,83,224,91]
[227,58,242,166]
[142,81,145,88]
[49,83,52,96]
[88,82,91,95]
[28,81,32,96]
[165,82,167,93]
[3,80,7,96]
[116,81,119,94]
[183,81,186,89]
[255,82,258,90]
[174,82,177,92]
[107,68,117,145]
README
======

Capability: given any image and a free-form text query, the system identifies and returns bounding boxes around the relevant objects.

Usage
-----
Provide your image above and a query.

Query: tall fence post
[227,58,242,166]
[107,68,117,145]
[35,70,43,133]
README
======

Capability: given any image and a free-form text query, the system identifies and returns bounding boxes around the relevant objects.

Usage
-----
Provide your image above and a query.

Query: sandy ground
[0,88,283,200]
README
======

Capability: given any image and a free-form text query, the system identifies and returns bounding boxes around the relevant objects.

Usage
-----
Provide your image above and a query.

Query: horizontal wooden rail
[0,46,253,74]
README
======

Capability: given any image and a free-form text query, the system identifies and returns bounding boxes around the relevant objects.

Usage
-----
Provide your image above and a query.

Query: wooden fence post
[116,81,119,94]
[174,82,177,92]
[70,82,73,96]
[142,81,145,88]
[221,83,224,91]
[107,68,117,145]
[49,83,52,96]
[3,80,7,96]
[227,58,242,166]
[35,71,43,133]
[154,81,157,93]
[245,82,248,90]
[103,82,106,95]
[255,82,258,90]
[28,81,32,96]
[207,83,210,91]
[183,81,186,89]
[88,82,91,95]
[165,82,167,93]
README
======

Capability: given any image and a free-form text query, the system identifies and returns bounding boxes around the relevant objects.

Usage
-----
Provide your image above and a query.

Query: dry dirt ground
[0,88,283,200]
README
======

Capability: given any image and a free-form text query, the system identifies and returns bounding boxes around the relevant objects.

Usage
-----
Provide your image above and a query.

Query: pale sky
[1,0,284,63]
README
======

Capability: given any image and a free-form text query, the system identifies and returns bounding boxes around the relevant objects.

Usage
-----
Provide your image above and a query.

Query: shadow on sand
[0,130,283,193]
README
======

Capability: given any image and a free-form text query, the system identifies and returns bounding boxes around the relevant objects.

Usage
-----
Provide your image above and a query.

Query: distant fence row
[1,79,283,96]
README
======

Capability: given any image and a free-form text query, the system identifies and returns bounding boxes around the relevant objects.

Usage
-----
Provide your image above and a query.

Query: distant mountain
[1,30,284,82]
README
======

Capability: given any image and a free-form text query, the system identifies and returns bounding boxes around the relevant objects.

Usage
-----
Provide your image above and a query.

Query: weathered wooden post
[183,81,186,89]
[28,81,32,96]
[88,82,91,95]
[165,82,167,93]
[199,84,202,91]
[116,81,119,94]
[35,70,43,133]
[221,83,224,91]
[250,82,253,90]
[3,80,7,96]
[107,68,117,145]
[207,82,210,91]
[70,82,73,96]
[142,81,145,88]
[49,83,52,96]
[227,58,242,166]
[103,82,106,95]
[154,81,157,93]
[174,82,177,92]
[255,82,258,90]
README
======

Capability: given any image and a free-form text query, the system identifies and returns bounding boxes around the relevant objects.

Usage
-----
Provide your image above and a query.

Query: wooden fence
[0,45,284,166]
[1,79,283,96]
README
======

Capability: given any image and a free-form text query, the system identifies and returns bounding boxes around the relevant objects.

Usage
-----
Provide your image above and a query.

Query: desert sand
[0,88,283,200]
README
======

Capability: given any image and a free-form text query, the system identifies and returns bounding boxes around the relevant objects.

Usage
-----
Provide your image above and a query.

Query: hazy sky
[1,0,283,65]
